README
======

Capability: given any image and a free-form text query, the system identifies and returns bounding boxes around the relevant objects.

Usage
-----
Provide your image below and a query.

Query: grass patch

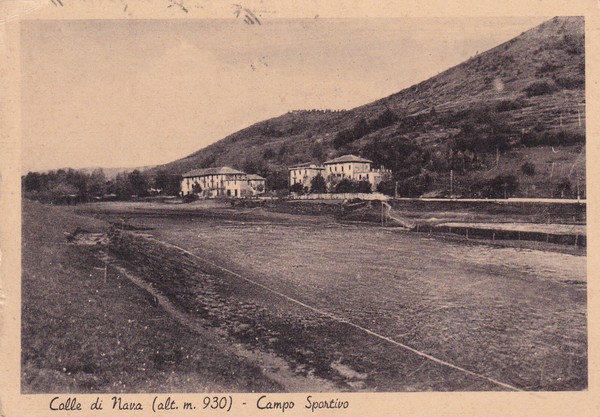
[21,200,281,393]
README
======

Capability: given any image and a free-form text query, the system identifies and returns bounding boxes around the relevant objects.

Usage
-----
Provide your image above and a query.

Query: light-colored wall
[289,167,324,189]
[352,169,391,190]
[181,173,247,197]
[325,162,371,181]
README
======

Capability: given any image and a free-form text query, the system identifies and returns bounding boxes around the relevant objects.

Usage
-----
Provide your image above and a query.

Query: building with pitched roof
[324,155,373,181]
[323,154,391,191]
[288,163,326,190]
[181,167,265,198]
[287,155,392,193]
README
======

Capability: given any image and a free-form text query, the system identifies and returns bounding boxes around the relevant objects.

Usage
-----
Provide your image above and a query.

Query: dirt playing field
[72,201,587,392]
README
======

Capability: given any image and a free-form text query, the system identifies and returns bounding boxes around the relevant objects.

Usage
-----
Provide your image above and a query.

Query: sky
[20,17,548,172]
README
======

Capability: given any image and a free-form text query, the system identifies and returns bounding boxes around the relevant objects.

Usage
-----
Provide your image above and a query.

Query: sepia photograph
[8,2,591,405]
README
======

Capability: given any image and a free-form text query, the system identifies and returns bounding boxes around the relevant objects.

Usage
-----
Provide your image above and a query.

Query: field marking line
[149,236,522,392]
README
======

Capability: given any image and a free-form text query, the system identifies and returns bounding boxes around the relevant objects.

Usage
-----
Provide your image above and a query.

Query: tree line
[290,174,373,195]
[22,168,182,204]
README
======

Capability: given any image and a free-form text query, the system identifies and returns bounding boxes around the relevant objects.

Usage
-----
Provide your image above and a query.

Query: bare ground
[78,201,587,391]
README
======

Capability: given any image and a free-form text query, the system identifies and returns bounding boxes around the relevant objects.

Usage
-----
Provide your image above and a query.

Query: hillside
[150,16,585,198]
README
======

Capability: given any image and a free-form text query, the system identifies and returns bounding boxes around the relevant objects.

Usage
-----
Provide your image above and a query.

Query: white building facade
[288,163,326,190]
[181,167,266,198]
[323,155,391,191]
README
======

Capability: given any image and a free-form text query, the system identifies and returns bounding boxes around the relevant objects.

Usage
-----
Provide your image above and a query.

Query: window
[341,166,344,172]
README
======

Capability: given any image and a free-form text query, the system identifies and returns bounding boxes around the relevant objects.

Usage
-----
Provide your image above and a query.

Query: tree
[88,168,107,198]
[23,172,42,192]
[334,178,356,193]
[376,180,395,196]
[261,168,287,191]
[310,174,327,193]
[311,142,325,160]
[289,182,305,194]
[356,180,372,193]
[192,183,202,194]
[262,147,276,160]
[115,172,133,199]
[128,170,149,197]
[154,170,182,196]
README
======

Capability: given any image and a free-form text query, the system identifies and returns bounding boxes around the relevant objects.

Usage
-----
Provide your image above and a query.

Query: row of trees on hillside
[22,168,181,204]
[289,175,373,195]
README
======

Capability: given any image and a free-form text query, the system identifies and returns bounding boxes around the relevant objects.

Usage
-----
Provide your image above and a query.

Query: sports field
[79,201,586,391]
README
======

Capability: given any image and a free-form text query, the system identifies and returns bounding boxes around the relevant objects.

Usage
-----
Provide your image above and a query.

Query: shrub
[333,109,398,149]
[289,182,305,194]
[472,174,518,198]
[555,177,572,198]
[521,128,585,147]
[182,193,199,203]
[399,173,431,197]
[333,178,356,193]
[520,162,536,176]
[524,81,556,97]
[310,174,327,194]
[262,147,276,159]
[561,33,584,55]
[536,61,562,75]
[554,76,584,89]
[495,98,525,112]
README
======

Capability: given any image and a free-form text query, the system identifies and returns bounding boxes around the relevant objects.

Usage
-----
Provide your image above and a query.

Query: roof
[324,154,372,165]
[182,166,245,178]
[288,163,325,170]
[246,174,266,181]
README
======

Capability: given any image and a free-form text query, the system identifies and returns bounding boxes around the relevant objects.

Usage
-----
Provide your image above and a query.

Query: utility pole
[577,176,580,202]
[394,181,398,199]
[450,169,453,197]
[496,145,499,167]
